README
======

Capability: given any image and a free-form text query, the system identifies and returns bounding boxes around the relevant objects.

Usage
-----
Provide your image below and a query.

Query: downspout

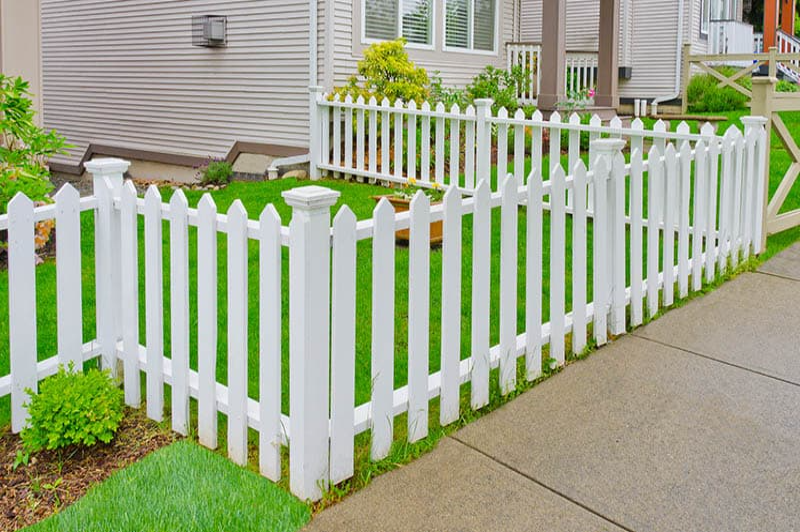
[651,0,685,112]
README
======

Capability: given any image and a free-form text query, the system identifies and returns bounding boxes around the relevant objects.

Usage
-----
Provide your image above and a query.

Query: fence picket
[369,97,378,175]
[381,98,390,175]
[567,113,581,207]
[8,193,37,433]
[677,128,692,298]
[588,114,601,212]
[407,100,417,181]
[321,98,330,168]
[330,206,356,484]
[421,101,430,182]
[435,103,446,185]
[332,95,341,170]
[356,96,365,173]
[440,187,462,425]
[514,109,525,186]
[663,145,678,307]
[526,169,543,379]
[530,110,543,179]
[718,131,734,273]
[169,190,190,436]
[144,186,164,422]
[571,161,587,355]
[497,107,509,182]
[371,199,395,460]
[550,166,567,365]
[119,182,139,407]
[499,175,519,393]
[731,131,745,266]
[646,146,662,319]
[704,127,720,282]
[549,112,562,178]
[408,192,430,441]
[654,120,668,224]
[54,184,83,369]
[394,100,404,180]
[259,204,283,481]
[197,194,218,450]
[449,104,461,187]
[464,105,476,189]
[630,148,644,326]
[227,200,249,466]
[692,140,707,291]
[344,95,353,171]
[471,181,491,408]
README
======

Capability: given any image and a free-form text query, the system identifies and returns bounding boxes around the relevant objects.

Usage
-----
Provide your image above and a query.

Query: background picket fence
[2,104,766,503]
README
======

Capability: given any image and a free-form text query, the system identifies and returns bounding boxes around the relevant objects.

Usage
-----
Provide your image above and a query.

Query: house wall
[327,0,517,90]
[0,0,43,125]
[41,0,313,167]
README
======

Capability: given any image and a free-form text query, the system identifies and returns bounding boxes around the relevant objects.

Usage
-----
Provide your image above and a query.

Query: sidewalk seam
[753,269,800,283]
[446,436,637,532]
[630,333,800,388]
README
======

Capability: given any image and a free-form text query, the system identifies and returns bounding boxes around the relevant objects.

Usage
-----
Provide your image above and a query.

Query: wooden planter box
[372,195,443,245]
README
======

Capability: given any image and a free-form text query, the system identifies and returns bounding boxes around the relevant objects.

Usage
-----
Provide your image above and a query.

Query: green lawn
[25,441,310,532]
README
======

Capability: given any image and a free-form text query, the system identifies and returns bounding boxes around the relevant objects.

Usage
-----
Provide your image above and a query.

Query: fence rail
[3,95,767,503]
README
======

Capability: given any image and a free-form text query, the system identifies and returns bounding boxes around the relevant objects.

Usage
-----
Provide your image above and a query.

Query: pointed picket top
[676,121,690,135]
[381,97,391,108]
[198,193,217,218]
[700,122,715,137]
[169,187,189,212]
[227,198,249,224]
[569,112,581,125]
[53,181,80,204]
[394,98,404,109]
[259,203,281,230]
[572,158,588,176]
[465,104,476,116]
[8,191,33,213]
[356,95,365,106]
[532,109,543,121]
[410,189,430,212]
[344,94,353,104]
[514,108,525,120]
[590,114,601,127]
[613,151,626,173]
[550,163,566,187]
[610,116,622,129]
[144,184,162,203]
[333,204,356,229]
[373,196,396,220]
[631,117,644,131]
[572,157,587,187]
[421,100,430,112]
[333,93,341,102]
[368,95,378,107]
[630,147,642,165]
[654,119,667,133]
[122,179,138,202]
[443,183,461,207]
[724,123,742,140]
[694,138,706,155]
[450,103,460,114]
[408,99,417,111]
[680,136,693,159]
[500,172,518,202]
[550,110,561,124]
[647,144,661,166]
[474,178,491,204]
[498,106,508,119]
[664,142,678,166]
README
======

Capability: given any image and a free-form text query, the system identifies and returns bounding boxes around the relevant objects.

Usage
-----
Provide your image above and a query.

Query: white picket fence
[2,104,767,503]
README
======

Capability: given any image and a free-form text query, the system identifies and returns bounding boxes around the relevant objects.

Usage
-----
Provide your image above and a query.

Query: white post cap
[282,185,340,212]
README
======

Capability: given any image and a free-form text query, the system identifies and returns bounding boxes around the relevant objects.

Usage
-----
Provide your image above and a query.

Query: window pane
[473,0,495,51]
[366,0,398,40]
[403,0,432,44]
[446,0,469,48]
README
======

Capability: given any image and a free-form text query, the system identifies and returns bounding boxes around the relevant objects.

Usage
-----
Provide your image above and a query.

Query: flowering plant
[392,178,445,202]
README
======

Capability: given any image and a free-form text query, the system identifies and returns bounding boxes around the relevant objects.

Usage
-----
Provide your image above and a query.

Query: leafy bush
[0,75,69,214]
[777,79,800,93]
[686,66,751,112]
[464,65,529,114]
[198,159,233,186]
[333,39,430,103]
[22,365,124,452]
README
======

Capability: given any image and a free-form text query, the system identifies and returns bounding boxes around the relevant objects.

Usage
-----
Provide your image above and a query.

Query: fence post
[749,76,775,253]
[282,185,340,502]
[680,43,692,115]
[475,98,493,185]
[85,158,131,378]
[768,46,777,78]
[590,139,626,340]
[309,86,324,180]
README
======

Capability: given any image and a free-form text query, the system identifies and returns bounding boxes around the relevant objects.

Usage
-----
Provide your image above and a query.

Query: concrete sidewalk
[305,244,800,532]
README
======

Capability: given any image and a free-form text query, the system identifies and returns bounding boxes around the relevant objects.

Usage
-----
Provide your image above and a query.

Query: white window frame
[361,0,436,50]
[441,0,499,56]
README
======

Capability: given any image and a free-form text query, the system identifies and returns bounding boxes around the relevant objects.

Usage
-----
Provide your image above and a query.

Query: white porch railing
[776,30,800,82]
[754,32,764,53]
[565,51,598,100]
[506,43,597,104]
[709,20,756,66]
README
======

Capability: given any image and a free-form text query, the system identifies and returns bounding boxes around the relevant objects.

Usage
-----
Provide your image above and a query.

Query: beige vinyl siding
[333,0,516,90]
[519,0,600,50]
[41,0,312,165]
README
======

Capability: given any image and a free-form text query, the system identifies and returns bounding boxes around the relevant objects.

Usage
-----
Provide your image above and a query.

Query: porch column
[781,0,795,36]
[538,0,566,110]
[595,0,620,108]
[764,0,779,49]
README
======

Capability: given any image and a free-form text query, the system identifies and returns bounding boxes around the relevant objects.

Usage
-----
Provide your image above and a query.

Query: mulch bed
[0,409,177,531]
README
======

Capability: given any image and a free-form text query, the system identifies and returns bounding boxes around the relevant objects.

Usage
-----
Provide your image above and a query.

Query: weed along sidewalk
[305,244,800,532]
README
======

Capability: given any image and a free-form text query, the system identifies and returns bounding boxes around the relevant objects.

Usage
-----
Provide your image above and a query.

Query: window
[701,0,737,35]
[445,0,496,52]
[364,0,433,46]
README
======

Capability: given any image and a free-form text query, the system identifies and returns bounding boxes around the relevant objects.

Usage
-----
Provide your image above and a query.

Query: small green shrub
[198,159,233,186]
[777,79,799,93]
[464,65,529,114]
[22,365,124,453]
[686,66,751,112]
[333,38,430,104]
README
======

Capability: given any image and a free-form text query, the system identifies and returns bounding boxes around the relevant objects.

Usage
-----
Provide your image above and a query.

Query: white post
[591,139,626,336]
[85,158,131,377]
[282,185,340,502]
[309,86,324,180]
[474,98,493,185]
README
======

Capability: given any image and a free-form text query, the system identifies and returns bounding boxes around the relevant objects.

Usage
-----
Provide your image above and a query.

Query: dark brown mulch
[0,409,177,531]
